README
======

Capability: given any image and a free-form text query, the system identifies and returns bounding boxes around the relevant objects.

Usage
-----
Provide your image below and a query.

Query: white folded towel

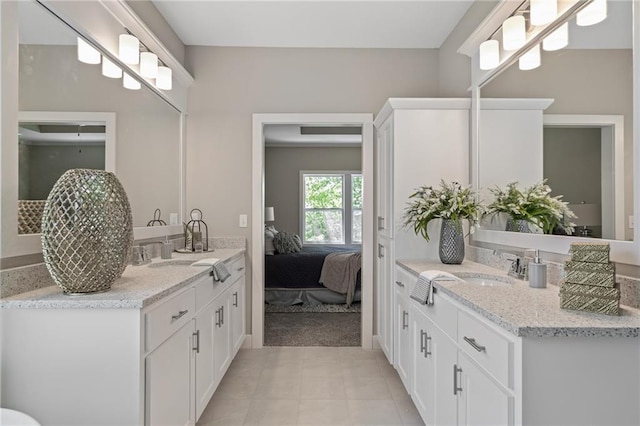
[410,270,461,305]
[191,258,231,282]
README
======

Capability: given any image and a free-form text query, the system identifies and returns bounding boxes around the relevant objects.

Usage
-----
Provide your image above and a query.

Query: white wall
[184,46,439,334]
[265,146,362,235]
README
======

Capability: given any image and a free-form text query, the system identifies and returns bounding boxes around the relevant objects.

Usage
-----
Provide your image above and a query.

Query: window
[301,171,362,244]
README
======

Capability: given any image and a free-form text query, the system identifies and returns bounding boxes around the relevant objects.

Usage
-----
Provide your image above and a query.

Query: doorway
[252,113,374,348]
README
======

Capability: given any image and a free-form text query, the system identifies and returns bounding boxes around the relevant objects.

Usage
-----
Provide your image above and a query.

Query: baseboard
[372,335,382,350]
[242,334,252,349]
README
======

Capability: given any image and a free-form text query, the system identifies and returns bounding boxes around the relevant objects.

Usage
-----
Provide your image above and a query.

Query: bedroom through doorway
[252,113,374,349]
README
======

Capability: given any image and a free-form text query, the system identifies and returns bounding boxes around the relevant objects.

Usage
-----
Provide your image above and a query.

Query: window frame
[300,170,362,245]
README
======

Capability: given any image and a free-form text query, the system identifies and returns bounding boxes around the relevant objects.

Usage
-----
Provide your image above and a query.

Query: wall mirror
[471,0,639,265]
[7,0,183,257]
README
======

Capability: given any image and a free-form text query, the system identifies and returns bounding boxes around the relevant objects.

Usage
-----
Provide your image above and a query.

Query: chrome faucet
[131,241,163,265]
[494,249,535,280]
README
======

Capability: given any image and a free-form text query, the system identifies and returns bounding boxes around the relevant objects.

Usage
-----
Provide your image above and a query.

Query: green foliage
[305,176,342,208]
[352,175,362,209]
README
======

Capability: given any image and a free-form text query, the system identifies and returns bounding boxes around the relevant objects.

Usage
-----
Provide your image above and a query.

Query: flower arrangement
[402,180,483,241]
[485,180,576,235]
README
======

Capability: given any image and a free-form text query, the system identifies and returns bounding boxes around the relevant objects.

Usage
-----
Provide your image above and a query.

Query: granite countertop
[398,259,640,338]
[1,249,244,310]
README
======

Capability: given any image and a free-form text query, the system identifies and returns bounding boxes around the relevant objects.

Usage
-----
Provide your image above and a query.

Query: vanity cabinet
[393,266,414,390]
[374,98,470,364]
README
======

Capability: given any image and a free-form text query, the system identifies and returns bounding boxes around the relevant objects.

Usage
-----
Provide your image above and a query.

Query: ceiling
[151,0,474,48]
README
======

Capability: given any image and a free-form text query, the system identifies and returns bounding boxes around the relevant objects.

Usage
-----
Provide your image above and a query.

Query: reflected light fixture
[577,0,607,26]
[140,52,159,79]
[479,40,500,70]
[503,15,526,51]
[519,44,541,70]
[101,57,123,79]
[156,66,173,90]
[530,0,558,26]
[123,72,141,90]
[543,22,569,51]
[77,37,101,65]
[119,34,139,65]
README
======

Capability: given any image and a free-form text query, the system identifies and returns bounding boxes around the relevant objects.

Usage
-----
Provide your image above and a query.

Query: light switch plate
[169,213,179,225]
[239,214,248,228]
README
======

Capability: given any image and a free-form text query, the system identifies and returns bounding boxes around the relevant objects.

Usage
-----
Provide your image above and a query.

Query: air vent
[300,126,362,135]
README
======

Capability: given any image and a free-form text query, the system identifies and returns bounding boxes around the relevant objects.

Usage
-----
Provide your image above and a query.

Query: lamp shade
[568,203,601,226]
[519,44,541,70]
[102,57,122,79]
[479,40,500,70]
[577,0,607,26]
[156,66,172,90]
[543,22,569,51]
[530,0,558,26]
[119,34,139,65]
[77,37,101,64]
[503,15,526,51]
[140,52,158,79]
[123,73,141,90]
[265,207,275,222]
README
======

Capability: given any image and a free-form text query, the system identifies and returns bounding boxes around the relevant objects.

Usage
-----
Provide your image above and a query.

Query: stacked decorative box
[559,242,620,316]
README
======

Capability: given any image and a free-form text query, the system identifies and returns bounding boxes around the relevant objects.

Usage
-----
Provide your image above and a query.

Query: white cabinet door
[432,324,459,426]
[457,352,513,426]
[194,302,216,420]
[145,321,194,426]
[213,289,232,380]
[376,116,394,239]
[376,237,393,363]
[394,287,412,390]
[230,275,245,356]
[411,305,435,426]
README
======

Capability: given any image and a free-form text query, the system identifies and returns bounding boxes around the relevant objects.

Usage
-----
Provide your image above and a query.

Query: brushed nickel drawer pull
[419,330,426,353]
[233,292,238,307]
[395,280,404,287]
[453,364,463,395]
[377,216,385,230]
[193,330,200,353]
[378,243,384,258]
[464,336,486,352]
[425,335,432,357]
[171,310,188,321]
[237,267,245,272]
[402,311,409,330]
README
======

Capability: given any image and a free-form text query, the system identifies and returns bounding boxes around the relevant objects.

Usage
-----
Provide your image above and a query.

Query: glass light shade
[577,0,607,26]
[530,0,558,26]
[140,52,158,79]
[265,207,275,222]
[543,22,569,51]
[77,37,101,64]
[156,66,172,90]
[503,16,526,51]
[101,57,122,79]
[123,73,141,90]
[479,40,500,70]
[119,34,139,65]
[519,44,541,70]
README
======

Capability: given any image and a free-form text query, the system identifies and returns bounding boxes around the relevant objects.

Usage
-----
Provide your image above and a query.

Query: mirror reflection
[479,0,633,241]
[18,0,181,229]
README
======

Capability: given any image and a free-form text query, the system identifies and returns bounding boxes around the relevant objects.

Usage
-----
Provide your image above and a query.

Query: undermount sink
[147,259,195,268]
[461,275,513,287]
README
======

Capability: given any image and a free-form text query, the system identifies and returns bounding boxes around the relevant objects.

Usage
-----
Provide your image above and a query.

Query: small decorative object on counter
[403,180,482,265]
[560,242,620,315]
[146,208,167,226]
[181,208,210,252]
[41,169,133,294]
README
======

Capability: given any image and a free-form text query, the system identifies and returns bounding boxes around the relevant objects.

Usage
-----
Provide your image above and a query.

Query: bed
[265,244,362,305]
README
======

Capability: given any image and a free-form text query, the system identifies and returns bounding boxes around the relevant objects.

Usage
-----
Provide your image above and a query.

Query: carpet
[264,312,361,347]
[264,302,361,313]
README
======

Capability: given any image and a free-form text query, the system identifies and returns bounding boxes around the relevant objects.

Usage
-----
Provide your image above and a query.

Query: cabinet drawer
[226,256,246,283]
[394,266,415,299]
[419,290,457,340]
[195,274,226,313]
[458,309,512,388]
[146,287,195,352]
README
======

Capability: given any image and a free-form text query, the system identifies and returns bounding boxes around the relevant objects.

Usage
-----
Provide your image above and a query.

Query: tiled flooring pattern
[197,346,425,426]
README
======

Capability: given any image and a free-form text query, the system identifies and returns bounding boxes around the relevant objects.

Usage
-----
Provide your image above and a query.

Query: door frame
[251,113,374,348]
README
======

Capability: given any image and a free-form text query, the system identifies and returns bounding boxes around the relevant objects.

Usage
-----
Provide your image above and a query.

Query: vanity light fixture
[77,37,101,65]
[577,0,607,26]
[102,57,123,79]
[123,72,141,90]
[156,66,173,90]
[530,0,558,26]
[543,21,569,51]
[502,15,526,51]
[479,40,500,70]
[519,44,541,70]
[140,52,159,79]
[119,33,140,65]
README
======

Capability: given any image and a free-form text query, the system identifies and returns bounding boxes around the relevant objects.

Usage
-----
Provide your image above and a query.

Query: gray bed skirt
[265,288,362,305]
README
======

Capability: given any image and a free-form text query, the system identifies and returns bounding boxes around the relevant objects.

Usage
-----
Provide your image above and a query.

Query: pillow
[273,232,302,254]
[266,225,279,235]
[265,228,276,255]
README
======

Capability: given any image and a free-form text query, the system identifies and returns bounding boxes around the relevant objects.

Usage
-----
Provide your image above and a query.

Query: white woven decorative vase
[41,169,133,294]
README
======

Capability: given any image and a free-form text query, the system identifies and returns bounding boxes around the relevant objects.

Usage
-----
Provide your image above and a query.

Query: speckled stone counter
[398,259,640,338]
[1,249,244,310]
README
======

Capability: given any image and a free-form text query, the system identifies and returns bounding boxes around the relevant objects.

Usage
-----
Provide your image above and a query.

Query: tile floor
[196,346,425,426]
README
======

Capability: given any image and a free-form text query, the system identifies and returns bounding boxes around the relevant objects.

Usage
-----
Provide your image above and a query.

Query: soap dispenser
[529,250,547,288]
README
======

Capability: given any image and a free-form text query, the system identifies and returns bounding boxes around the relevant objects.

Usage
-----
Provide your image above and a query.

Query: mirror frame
[466,0,640,265]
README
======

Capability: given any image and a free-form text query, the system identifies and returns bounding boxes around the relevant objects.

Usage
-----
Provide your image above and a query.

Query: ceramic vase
[506,218,531,233]
[439,219,464,264]
[41,169,133,294]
